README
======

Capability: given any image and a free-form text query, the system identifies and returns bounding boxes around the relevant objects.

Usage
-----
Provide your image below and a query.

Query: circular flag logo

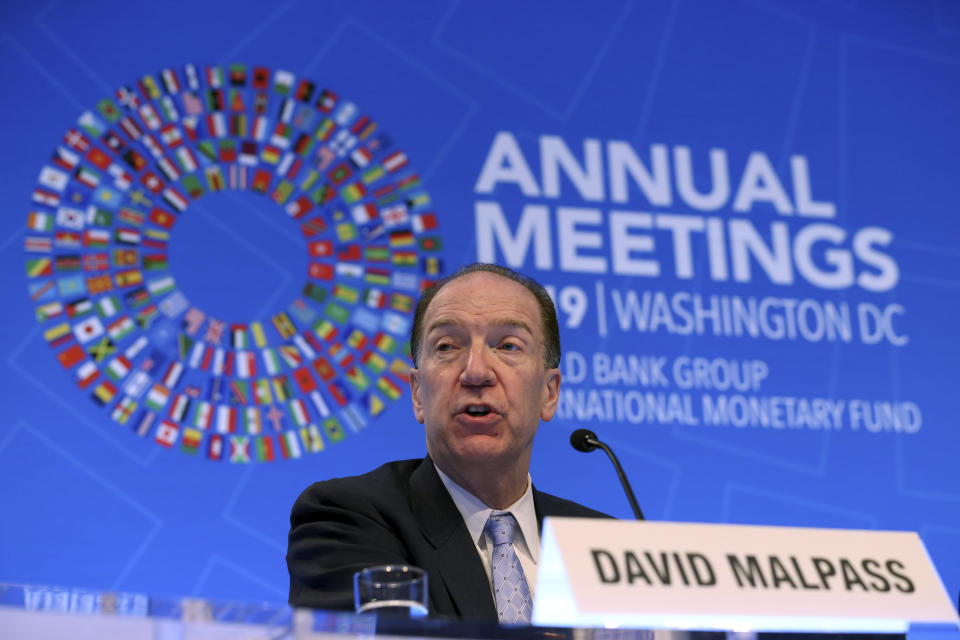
[24,63,444,462]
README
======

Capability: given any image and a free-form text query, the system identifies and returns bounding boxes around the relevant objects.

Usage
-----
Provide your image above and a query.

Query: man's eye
[499,342,520,352]
[436,342,453,352]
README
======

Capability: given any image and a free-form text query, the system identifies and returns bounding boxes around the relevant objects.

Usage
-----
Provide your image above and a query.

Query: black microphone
[570,429,645,520]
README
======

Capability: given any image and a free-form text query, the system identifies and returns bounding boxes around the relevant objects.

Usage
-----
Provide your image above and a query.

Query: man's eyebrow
[425,318,535,336]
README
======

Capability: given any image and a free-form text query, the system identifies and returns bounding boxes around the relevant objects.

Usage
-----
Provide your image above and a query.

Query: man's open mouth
[464,404,492,417]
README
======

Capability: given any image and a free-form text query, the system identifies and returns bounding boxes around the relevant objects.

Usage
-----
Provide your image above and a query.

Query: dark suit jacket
[287,456,610,621]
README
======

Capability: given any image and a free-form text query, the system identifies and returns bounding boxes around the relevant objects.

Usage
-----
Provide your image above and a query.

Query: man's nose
[460,342,495,386]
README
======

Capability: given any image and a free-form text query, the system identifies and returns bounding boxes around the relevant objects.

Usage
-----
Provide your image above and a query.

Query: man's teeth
[466,405,490,416]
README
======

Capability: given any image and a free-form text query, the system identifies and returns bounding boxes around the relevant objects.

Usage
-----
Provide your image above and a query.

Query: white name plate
[533,518,960,632]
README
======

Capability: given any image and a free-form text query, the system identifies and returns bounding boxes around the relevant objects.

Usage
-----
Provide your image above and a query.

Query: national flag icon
[216,405,237,434]
[389,230,415,247]
[313,319,337,342]
[163,187,188,212]
[341,182,365,203]
[161,361,184,389]
[229,64,247,87]
[56,275,86,297]
[53,145,80,171]
[29,280,56,303]
[54,230,82,248]
[383,150,408,173]
[253,379,273,405]
[32,187,60,207]
[412,212,438,232]
[56,342,86,369]
[91,379,118,406]
[45,324,73,349]
[26,258,53,278]
[87,207,112,227]
[364,267,391,286]
[299,425,323,453]
[333,283,359,305]
[155,420,179,447]
[272,374,294,402]
[105,355,132,380]
[94,296,120,318]
[270,180,294,204]
[104,316,135,343]
[286,196,313,219]
[111,396,138,424]
[75,361,100,388]
[38,166,69,191]
[168,394,190,422]
[207,434,223,460]
[327,380,350,407]
[55,254,81,272]
[345,367,370,391]
[389,293,414,313]
[292,366,317,394]
[115,227,141,245]
[350,203,378,224]
[73,316,105,343]
[181,428,203,455]
[381,311,411,337]
[113,249,138,267]
[230,436,251,463]
[288,398,310,427]
[324,302,351,325]
[193,401,214,429]
[84,228,110,248]
[85,249,112,272]
[244,407,262,434]
[419,236,442,252]
[55,207,84,229]
[377,376,403,401]
[380,204,408,228]
[278,431,302,459]
[253,436,275,462]
[261,348,281,376]
[205,166,225,191]
[145,276,174,297]
[145,384,171,411]
[252,169,272,193]
[309,390,330,418]
[115,269,144,288]
[361,354,390,383]
[86,274,113,294]
[271,311,296,339]
[27,211,54,232]
[35,301,64,321]
[392,250,417,267]
[322,416,346,443]
[391,271,419,292]
[121,369,150,399]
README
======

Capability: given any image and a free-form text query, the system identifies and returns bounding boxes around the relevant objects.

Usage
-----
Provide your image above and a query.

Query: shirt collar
[434,463,540,563]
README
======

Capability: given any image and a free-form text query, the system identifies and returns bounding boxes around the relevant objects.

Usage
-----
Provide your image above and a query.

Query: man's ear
[409,368,425,424]
[540,368,562,421]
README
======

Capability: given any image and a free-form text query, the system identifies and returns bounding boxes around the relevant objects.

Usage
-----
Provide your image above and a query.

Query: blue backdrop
[1,0,958,621]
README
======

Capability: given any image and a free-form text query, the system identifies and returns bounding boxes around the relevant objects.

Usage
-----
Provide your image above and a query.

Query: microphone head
[570,428,599,452]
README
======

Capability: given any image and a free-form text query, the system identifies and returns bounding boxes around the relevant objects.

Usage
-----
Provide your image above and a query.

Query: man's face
[409,272,561,478]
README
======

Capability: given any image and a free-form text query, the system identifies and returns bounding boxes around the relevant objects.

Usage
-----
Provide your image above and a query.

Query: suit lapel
[410,458,497,621]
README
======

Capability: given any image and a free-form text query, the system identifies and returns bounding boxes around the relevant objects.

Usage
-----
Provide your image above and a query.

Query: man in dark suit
[287,264,610,622]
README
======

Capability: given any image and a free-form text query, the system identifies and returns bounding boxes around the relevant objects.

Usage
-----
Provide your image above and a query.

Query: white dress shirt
[434,464,540,598]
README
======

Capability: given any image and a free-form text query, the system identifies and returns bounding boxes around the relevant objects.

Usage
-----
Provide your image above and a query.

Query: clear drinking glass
[353,565,428,617]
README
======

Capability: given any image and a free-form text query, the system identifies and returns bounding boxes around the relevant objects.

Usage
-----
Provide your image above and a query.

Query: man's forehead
[422,272,541,335]
[426,315,535,335]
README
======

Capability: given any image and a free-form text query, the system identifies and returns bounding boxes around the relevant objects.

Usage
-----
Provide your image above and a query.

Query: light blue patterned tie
[484,512,533,624]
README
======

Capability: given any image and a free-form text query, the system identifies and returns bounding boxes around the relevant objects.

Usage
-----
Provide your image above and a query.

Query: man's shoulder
[534,488,614,519]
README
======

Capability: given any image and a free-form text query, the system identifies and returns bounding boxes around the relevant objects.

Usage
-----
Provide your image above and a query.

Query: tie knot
[485,512,518,546]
